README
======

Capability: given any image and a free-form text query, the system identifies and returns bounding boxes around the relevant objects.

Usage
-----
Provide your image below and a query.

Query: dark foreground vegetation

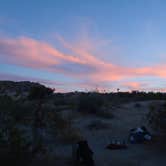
[0,81,166,165]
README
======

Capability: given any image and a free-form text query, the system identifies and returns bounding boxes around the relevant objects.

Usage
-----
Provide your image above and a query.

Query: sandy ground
[31,101,166,166]
[72,101,166,166]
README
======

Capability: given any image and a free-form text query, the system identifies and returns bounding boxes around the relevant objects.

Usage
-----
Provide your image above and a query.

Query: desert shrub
[58,127,82,144]
[0,126,32,166]
[134,103,141,108]
[0,96,35,125]
[8,127,31,153]
[47,110,71,129]
[53,94,67,106]
[147,103,166,131]
[54,116,71,130]
[46,110,82,144]
[0,96,34,165]
[28,85,54,100]
[87,120,110,130]
[55,105,71,111]
[77,93,104,113]
[147,104,156,126]
[95,107,113,119]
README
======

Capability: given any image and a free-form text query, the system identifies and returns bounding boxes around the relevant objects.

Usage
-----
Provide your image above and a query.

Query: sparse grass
[147,102,166,131]
[46,110,82,144]
[77,93,104,113]
[87,120,110,130]
[2,81,166,165]
[58,127,83,144]
[134,103,142,108]
[0,96,35,125]
[56,117,83,144]
[95,108,114,119]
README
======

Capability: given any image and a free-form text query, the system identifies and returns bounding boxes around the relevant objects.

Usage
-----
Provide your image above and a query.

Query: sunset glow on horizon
[1,0,166,92]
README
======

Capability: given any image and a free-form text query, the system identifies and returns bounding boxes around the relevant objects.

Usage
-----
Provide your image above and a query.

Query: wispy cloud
[121,82,148,90]
[1,35,166,91]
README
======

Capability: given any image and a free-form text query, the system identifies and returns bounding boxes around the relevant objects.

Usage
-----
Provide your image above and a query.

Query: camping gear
[106,140,127,150]
[76,140,95,166]
[129,126,152,144]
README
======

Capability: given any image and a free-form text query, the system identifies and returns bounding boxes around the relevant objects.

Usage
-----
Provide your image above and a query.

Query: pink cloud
[1,35,166,89]
[120,81,166,92]
[122,82,148,90]
[0,37,86,68]
[134,66,166,78]
[57,35,166,81]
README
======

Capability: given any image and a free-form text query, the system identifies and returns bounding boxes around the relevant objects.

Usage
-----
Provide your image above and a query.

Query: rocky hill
[0,81,43,97]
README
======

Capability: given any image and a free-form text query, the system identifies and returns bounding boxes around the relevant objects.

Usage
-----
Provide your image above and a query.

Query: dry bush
[147,103,166,132]
[87,120,110,130]
[58,127,83,144]
[47,110,82,144]
[77,93,104,113]
[134,103,142,108]
[95,108,113,119]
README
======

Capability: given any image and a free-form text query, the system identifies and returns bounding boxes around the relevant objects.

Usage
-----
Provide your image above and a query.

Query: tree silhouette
[28,85,54,153]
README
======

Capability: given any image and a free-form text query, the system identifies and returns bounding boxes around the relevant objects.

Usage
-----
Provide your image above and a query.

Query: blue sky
[0,0,166,92]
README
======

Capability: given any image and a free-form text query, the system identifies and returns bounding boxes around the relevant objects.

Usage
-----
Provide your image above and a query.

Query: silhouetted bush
[28,85,54,100]
[134,103,142,108]
[54,95,66,105]
[0,96,35,125]
[87,120,110,130]
[147,103,166,132]
[77,93,104,113]
[95,107,113,119]
[46,110,82,144]
[0,109,32,166]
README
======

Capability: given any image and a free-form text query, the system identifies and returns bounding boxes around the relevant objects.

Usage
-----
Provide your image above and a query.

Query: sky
[0,0,166,92]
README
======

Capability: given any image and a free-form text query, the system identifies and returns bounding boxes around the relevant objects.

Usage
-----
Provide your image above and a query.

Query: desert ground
[1,82,166,166]
[39,101,166,166]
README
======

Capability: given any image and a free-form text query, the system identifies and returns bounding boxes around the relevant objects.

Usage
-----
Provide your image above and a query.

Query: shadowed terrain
[0,81,166,166]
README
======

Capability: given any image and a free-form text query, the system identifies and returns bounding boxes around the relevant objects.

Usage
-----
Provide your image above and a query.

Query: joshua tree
[28,85,54,153]
[117,88,120,92]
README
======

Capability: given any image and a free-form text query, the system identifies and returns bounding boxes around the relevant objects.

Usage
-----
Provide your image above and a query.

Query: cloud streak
[1,35,166,91]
